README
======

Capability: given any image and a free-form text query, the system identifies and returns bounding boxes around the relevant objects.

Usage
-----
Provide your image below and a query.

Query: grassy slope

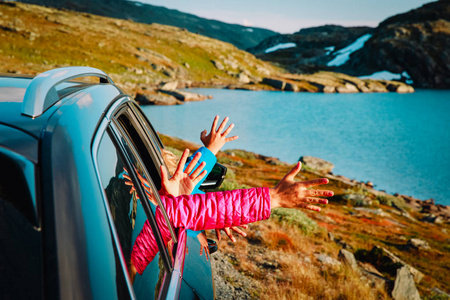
[0,1,279,94]
[160,134,450,299]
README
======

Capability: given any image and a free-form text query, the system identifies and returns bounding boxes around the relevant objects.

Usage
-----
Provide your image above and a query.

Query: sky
[137,0,436,33]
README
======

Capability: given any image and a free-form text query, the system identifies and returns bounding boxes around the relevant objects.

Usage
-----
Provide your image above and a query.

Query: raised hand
[200,115,238,155]
[161,149,208,197]
[270,162,333,212]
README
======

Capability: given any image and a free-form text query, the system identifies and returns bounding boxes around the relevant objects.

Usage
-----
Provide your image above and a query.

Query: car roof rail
[22,66,114,118]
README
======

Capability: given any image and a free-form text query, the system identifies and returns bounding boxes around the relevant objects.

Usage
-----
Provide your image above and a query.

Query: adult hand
[161,149,207,197]
[200,115,238,155]
[215,225,248,242]
[270,162,333,212]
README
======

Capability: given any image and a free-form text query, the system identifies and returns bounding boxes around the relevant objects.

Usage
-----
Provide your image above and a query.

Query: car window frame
[92,98,178,299]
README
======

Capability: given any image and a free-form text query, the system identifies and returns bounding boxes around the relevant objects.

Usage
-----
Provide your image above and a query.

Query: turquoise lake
[142,89,450,205]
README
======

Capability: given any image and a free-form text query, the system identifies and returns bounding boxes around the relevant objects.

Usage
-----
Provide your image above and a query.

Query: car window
[96,130,170,300]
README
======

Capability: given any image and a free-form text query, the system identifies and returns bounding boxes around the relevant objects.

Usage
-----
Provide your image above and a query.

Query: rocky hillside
[249,1,450,88]
[0,1,414,101]
[343,0,450,89]
[247,25,374,73]
[15,0,277,50]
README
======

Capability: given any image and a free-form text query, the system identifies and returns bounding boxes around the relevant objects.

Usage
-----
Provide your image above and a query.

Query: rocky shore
[160,134,449,299]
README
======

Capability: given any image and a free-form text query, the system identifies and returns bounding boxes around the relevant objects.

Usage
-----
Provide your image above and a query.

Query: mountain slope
[249,1,450,88]
[343,0,450,88]
[15,0,278,49]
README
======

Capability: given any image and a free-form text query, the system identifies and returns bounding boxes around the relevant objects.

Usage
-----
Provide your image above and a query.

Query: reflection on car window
[97,131,168,300]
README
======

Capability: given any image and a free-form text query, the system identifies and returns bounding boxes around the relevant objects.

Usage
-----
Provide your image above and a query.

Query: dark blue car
[0,67,221,299]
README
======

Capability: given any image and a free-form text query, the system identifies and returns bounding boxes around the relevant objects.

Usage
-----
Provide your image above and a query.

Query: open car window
[95,128,173,300]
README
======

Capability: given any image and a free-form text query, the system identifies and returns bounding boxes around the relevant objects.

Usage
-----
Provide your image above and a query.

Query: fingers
[217,117,229,134]
[174,149,190,175]
[190,161,206,178]
[222,123,234,137]
[210,115,219,133]
[231,226,247,237]
[193,170,207,186]
[241,224,248,229]
[216,229,221,241]
[298,203,322,212]
[283,162,302,181]
[304,189,334,198]
[160,165,169,183]
[224,227,236,242]
[301,178,329,188]
[225,135,239,142]
[184,152,202,174]
[300,197,329,205]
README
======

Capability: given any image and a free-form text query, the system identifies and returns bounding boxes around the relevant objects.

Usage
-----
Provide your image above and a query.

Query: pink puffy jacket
[131,187,271,275]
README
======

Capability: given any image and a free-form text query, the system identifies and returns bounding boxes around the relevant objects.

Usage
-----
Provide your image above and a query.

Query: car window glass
[96,131,169,300]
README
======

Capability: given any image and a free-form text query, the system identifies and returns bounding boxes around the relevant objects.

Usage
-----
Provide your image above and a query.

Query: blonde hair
[161,149,179,175]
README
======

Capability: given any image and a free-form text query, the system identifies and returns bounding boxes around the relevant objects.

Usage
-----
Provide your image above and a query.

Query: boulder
[407,238,430,250]
[392,266,421,300]
[343,194,373,207]
[299,156,334,174]
[135,92,182,105]
[369,246,424,283]
[211,60,224,71]
[336,83,359,93]
[159,90,208,102]
[237,72,251,84]
[338,249,358,271]
[159,81,178,91]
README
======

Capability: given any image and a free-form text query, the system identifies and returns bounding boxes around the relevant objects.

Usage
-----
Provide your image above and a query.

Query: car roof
[0,75,56,139]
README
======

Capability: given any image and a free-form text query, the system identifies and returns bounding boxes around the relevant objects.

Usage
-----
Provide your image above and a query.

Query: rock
[369,246,424,283]
[262,78,285,90]
[366,181,374,188]
[391,266,421,300]
[314,253,341,266]
[299,156,334,174]
[338,249,358,271]
[238,72,251,84]
[135,92,182,105]
[159,81,178,91]
[211,60,224,71]
[386,82,415,93]
[336,83,359,93]
[407,238,430,250]
[430,287,450,298]
[344,194,373,207]
[159,90,208,102]
[323,86,336,93]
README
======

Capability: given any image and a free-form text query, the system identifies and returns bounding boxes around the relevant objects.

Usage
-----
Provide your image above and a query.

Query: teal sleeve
[185,147,216,237]
[185,146,217,192]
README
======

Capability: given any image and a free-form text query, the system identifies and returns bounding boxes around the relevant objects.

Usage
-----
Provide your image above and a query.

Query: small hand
[123,167,153,199]
[200,115,238,155]
[161,149,207,197]
[197,232,210,261]
[270,162,333,212]
[215,225,248,242]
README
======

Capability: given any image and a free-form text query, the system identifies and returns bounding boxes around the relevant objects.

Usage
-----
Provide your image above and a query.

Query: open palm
[161,149,207,197]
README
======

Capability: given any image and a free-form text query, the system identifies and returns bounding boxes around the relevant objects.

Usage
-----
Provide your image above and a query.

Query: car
[0,66,225,300]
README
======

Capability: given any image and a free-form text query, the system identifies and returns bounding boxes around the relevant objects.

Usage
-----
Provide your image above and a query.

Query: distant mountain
[15,0,278,49]
[248,1,450,88]
[247,25,374,73]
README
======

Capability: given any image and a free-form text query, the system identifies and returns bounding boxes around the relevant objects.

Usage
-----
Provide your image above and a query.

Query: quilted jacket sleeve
[131,187,271,275]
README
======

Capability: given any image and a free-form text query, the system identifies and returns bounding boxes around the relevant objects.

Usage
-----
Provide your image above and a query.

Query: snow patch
[327,34,372,67]
[265,43,296,54]
[324,46,335,55]
[359,70,414,84]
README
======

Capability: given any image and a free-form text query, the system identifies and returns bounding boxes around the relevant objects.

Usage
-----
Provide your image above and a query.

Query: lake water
[142,89,450,206]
